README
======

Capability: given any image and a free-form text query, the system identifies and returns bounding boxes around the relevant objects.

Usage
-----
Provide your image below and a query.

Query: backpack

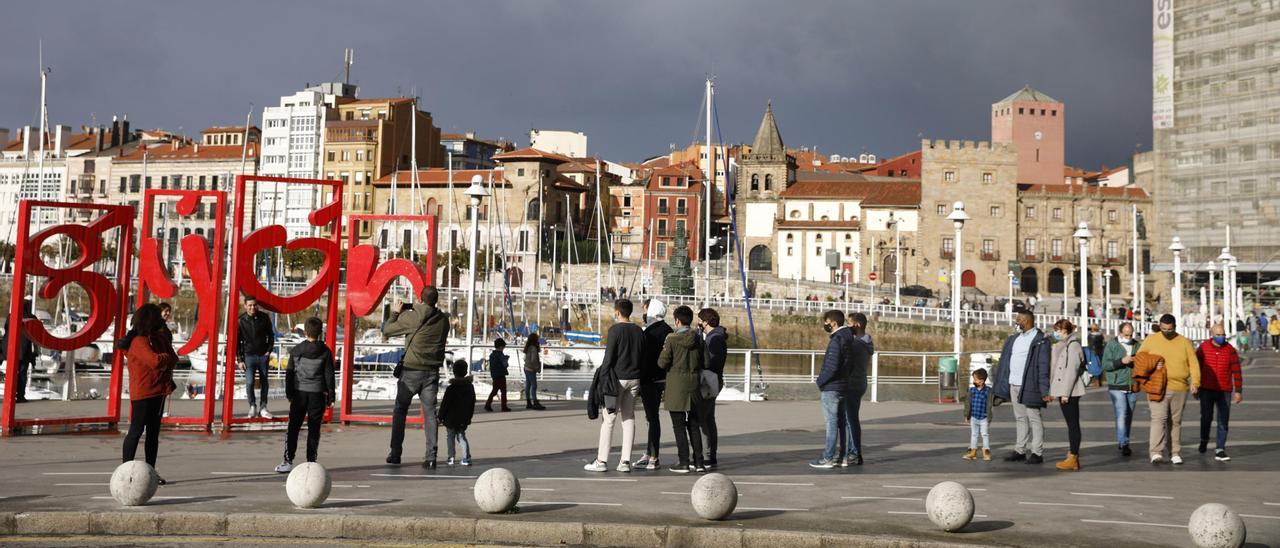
[1083,346,1102,380]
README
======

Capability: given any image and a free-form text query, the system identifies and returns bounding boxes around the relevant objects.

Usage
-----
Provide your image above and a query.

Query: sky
[0,0,1152,170]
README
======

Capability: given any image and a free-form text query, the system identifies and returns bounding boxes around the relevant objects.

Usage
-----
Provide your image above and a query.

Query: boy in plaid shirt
[963,368,993,461]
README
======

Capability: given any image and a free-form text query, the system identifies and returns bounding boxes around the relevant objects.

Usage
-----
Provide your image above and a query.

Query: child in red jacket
[1195,325,1243,461]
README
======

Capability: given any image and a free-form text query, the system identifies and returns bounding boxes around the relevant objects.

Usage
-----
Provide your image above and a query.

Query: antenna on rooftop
[344,48,354,84]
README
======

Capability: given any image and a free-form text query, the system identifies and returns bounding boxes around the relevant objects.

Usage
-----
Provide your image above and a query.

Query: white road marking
[520,501,622,506]
[737,481,814,487]
[92,496,195,501]
[844,496,923,501]
[882,484,987,492]
[1265,502,1280,506]
[525,477,637,482]
[738,506,809,512]
[1081,519,1185,528]
[1020,501,1104,509]
[889,511,987,518]
[1240,514,1280,520]
[369,474,476,479]
[326,498,395,503]
[332,484,372,488]
[42,472,112,476]
[660,491,689,496]
[1071,492,1173,500]
[522,488,556,492]
[55,483,109,486]
[210,472,275,477]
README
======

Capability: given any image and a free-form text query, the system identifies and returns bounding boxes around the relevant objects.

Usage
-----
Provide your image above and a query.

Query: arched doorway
[1048,268,1065,293]
[505,267,523,288]
[882,255,898,279]
[1108,269,1121,295]
[1073,269,1092,294]
[748,245,772,271]
[961,270,976,288]
[1020,267,1038,295]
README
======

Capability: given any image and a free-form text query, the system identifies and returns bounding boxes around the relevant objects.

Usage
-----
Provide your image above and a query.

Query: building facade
[529,129,587,158]
[260,83,355,238]
[991,86,1065,187]
[737,104,797,273]
[441,132,511,170]
[641,162,704,263]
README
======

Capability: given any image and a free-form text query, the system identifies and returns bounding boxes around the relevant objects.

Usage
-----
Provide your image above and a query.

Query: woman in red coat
[123,303,177,483]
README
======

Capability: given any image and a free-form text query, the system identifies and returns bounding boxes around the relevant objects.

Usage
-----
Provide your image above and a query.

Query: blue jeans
[969,417,990,450]
[243,355,270,407]
[820,390,846,461]
[1108,389,1138,446]
[840,380,867,458]
[524,370,538,402]
[446,428,471,461]
[1199,389,1231,450]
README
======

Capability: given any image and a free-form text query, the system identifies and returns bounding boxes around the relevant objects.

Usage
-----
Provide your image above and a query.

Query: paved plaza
[1,354,1278,547]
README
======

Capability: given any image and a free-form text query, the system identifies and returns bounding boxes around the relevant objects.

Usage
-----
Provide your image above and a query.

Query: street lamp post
[464,175,490,367]
[888,213,902,307]
[947,202,970,363]
[1006,270,1015,316]
[1170,236,1186,325]
[1229,256,1240,334]
[1207,261,1216,325]
[1075,223,1092,333]
[1218,247,1233,336]
[1103,270,1113,321]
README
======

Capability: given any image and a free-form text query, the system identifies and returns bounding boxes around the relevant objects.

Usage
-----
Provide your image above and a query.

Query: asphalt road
[2,352,1278,547]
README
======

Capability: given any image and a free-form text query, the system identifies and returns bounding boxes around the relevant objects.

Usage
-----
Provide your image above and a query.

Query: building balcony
[1022,253,1041,262]
[1103,255,1127,266]
[981,250,1000,261]
[1049,254,1076,264]
[940,248,954,260]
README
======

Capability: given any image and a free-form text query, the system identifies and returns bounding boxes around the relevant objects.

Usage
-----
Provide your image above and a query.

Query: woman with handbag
[1048,319,1088,471]
[122,303,178,484]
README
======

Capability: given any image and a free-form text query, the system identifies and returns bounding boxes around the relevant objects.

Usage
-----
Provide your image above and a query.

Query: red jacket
[126,334,177,401]
[1195,340,1242,393]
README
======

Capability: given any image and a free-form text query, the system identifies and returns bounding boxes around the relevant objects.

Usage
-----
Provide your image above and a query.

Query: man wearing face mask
[810,310,852,469]
[1102,322,1140,456]
[1195,324,1243,462]
[1137,314,1200,465]
[992,308,1053,465]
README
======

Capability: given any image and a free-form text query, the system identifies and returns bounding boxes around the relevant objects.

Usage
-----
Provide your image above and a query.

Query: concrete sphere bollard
[691,473,738,520]
[1189,503,1246,548]
[109,461,159,506]
[926,481,975,532]
[474,468,521,513]
[285,462,332,509]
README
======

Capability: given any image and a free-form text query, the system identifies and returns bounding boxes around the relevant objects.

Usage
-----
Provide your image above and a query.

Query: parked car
[902,285,934,298]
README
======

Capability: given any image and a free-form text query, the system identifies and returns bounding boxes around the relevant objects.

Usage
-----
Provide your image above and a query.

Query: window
[943,171,956,182]
[1107,209,1118,223]
[675,219,686,235]
[1107,241,1118,259]
[676,198,687,215]
[657,242,666,259]
[1024,238,1037,257]
[942,238,954,254]
[751,174,759,191]
[160,176,168,190]
[1051,110,1057,116]
[982,239,994,255]
[144,176,152,189]
[129,175,141,193]
[662,177,670,186]
[936,203,947,216]
[764,174,772,190]
[622,193,632,207]
[658,198,669,214]
[1052,207,1063,221]
[990,205,1001,217]
[355,150,364,161]
[658,219,668,236]
[518,231,529,252]
[982,172,992,183]
[1018,107,1024,114]
[786,247,794,256]
[211,175,219,191]
[198,175,206,190]
[1051,239,1063,257]
[341,151,350,161]
[1025,205,1036,219]
[517,168,525,177]
[815,246,823,257]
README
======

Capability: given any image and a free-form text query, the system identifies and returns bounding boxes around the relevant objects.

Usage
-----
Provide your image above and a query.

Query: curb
[0,510,989,547]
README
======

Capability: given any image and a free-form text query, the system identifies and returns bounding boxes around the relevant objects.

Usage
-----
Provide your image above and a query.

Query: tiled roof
[492,147,573,164]
[1020,183,1148,199]
[750,103,785,157]
[116,142,258,162]
[373,169,506,186]
[3,131,104,152]
[651,162,703,178]
[779,179,921,207]
[341,98,414,106]
[777,219,861,230]
[997,85,1059,105]
[202,126,259,134]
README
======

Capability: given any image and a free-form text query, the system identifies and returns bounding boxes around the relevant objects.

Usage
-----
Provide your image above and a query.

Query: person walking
[635,299,672,471]
[1102,322,1140,456]
[438,360,477,466]
[235,296,276,419]
[696,308,725,469]
[1257,313,1270,353]
[275,317,336,473]
[1269,315,1280,351]
[1137,314,1201,465]
[485,338,511,412]
[122,304,177,484]
[1049,320,1088,471]
[383,286,450,469]
[659,305,706,473]
[962,368,992,461]
[2,299,38,403]
[992,308,1053,465]
[585,299,645,473]
[1087,324,1107,387]
[522,333,545,410]
[810,310,852,469]
[842,312,873,466]
[1196,324,1243,461]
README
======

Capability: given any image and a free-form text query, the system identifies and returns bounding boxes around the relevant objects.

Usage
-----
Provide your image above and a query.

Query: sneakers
[695,465,707,473]
[246,404,258,419]
[982,449,991,461]
[962,448,977,460]
[1198,440,1208,454]
[1121,444,1132,457]
[668,463,692,474]
[259,407,274,419]
[275,460,294,474]
[1004,451,1027,462]
[617,461,632,473]
[446,457,455,466]
[1215,449,1231,462]
[583,460,608,472]
[460,459,472,466]
[808,458,837,469]
[1026,453,1044,464]
[635,456,658,470]
[484,404,494,412]
[422,460,437,470]
[386,454,401,465]
[706,459,718,469]
[1151,454,1164,465]
[1171,455,1183,465]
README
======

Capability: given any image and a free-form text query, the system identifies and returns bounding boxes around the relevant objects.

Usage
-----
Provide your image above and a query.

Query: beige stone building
[737,104,797,272]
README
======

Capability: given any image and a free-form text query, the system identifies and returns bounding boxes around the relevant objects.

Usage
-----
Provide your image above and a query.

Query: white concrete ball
[691,473,738,520]
[109,460,159,506]
[925,481,975,532]
[285,462,332,509]
[1189,503,1246,548]
[474,468,521,513]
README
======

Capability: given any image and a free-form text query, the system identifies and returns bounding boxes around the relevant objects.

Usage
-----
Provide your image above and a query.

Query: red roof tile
[779,179,921,207]
[1020,183,1148,199]
[116,142,258,162]
[492,147,573,164]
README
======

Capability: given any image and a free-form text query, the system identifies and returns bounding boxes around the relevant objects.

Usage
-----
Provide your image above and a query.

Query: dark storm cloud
[0,0,1150,169]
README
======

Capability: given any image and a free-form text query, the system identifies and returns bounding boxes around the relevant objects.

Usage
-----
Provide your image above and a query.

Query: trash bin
[938,356,959,403]
[968,353,993,377]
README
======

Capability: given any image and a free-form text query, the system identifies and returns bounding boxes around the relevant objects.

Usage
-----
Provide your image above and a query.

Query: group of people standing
[812,310,873,468]
[585,298,725,473]
[989,308,1244,471]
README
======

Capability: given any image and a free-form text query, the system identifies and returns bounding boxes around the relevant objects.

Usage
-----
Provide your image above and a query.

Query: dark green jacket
[658,327,704,412]
[1102,337,1138,389]
[383,305,450,370]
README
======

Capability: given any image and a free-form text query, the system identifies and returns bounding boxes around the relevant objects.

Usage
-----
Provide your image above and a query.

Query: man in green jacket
[658,306,706,474]
[383,285,450,468]
[1102,322,1139,457]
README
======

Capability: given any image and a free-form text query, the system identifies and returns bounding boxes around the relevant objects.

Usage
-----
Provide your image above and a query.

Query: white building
[529,129,587,158]
[0,124,100,239]
[259,83,356,238]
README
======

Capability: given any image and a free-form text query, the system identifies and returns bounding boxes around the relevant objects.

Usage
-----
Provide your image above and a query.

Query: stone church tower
[737,103,795,273]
